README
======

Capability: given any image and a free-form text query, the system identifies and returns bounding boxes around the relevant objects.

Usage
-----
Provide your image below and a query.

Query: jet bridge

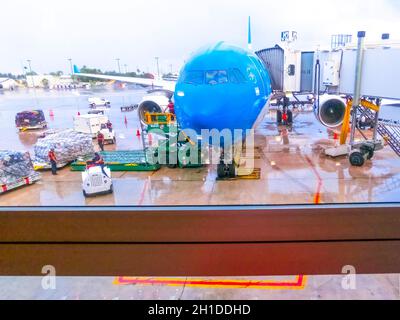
[259,32,400,166]
[257,37,400,100]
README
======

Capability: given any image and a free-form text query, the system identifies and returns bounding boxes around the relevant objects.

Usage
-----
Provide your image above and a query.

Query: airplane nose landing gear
[276,96,293,126]
[277,108,293,126]
[217,162,235,179]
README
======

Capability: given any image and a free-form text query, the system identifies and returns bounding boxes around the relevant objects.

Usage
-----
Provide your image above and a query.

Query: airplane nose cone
[173,42,272,135]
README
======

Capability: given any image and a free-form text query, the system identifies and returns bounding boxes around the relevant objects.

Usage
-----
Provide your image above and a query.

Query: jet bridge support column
[349,31,366,145]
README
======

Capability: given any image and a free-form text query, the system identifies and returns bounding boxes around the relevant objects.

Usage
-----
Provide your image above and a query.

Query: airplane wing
[73,65,176,91]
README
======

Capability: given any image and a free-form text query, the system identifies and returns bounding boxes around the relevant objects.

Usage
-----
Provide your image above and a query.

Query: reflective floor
[0,275,399,300]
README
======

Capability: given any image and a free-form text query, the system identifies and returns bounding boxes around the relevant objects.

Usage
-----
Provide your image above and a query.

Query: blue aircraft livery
[174,42,272,138]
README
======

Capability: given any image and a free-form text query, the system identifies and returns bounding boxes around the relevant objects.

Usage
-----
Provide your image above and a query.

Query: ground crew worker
[92,152,104,165]
[97,131,105,151]
[167,99,175,114]
[89,152,109,178]
[106,120,113,132]
[48,148,57,175]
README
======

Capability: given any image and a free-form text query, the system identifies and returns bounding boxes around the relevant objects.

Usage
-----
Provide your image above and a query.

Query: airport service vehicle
[15,110,47,131]
[82,165,113,197]
[88,110,105,115]
[0,172,41,194]
[73,114,116,144]
[88,97,111,109]
[120,104,138,112]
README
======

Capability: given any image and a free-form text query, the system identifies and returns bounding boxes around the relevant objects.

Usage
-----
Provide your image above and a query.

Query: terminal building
[0,78,18,90]
[25,74,75,89]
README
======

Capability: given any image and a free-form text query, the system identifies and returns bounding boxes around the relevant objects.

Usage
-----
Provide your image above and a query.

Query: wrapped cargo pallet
[0,151,35,185]
[15,110,47,129]
[34,129,94,164]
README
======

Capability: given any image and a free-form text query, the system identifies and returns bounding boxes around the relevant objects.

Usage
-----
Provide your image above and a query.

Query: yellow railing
[340,99,380,145]
[144,112,176,125]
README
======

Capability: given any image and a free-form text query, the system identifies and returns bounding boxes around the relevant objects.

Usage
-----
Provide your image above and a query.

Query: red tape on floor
[114,275,306,290]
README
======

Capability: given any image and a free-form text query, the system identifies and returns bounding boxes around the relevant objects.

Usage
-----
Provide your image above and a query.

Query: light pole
[68,58,73,75]
[155,57,160,79]
[116,58,121,74]
[27,59,34,86]
[27,59,38,107]
[169,64,173,74]
[124,64,128,74]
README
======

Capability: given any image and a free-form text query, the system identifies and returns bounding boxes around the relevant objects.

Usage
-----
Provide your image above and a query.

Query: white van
[73,114,115,143]
[88,97,111,109]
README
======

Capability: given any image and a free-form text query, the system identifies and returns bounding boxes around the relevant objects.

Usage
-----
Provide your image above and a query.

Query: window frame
[1,204,400,276]
[182,70,204,85]
[205,70,229,85]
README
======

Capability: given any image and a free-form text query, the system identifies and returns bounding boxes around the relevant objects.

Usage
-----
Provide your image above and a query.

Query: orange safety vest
[48,151,56,161]
[97,133,105,142]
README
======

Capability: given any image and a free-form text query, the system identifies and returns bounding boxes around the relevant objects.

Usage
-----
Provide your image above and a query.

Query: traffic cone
[136,128,141,136]
[49,109,54,121]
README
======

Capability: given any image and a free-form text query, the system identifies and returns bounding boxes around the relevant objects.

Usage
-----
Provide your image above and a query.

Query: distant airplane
[73,64,176,91]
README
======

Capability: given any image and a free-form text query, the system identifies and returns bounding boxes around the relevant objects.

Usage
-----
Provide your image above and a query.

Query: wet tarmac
[1,88,400,206]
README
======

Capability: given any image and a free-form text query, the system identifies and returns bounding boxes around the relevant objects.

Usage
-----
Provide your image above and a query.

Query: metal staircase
[356,106,400,157]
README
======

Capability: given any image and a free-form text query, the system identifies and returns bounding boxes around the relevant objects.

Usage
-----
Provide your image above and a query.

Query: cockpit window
[229,68,246,84]
[205,70,228,85]
[183,71,204,85]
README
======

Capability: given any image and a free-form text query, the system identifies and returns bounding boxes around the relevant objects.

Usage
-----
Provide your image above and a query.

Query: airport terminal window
[183,71,204,85]
[205,70,228,85]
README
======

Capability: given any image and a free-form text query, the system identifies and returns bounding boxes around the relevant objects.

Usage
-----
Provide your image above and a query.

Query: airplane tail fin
[248,16,252,51]
[73,65,80,74]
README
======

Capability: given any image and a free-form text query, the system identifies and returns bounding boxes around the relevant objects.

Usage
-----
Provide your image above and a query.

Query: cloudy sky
[1,0,400,75]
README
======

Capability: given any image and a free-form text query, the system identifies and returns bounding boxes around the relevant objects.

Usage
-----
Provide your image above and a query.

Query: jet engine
[137,89,173,124]
[138,100,163,124]
[314,95,347,128]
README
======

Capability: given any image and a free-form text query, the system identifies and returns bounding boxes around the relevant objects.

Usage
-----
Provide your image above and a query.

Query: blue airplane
[73,18,273,177]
